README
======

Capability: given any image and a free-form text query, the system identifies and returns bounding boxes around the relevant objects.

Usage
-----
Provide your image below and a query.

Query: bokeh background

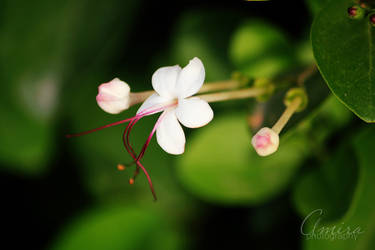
[1,0,373,249]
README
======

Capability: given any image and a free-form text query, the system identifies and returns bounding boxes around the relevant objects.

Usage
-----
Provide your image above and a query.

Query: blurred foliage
[0,0,139,175]
[176,112,308,205]
[293,145,358,222]
[176,96,352,205]
[51,205,185,250]
[301,128,375,250]
[170,9,240,81]
[229,20,296,78]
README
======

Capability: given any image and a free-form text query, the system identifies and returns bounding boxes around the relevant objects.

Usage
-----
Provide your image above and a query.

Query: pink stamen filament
[65,118,133,138]
[65,102,174,138]
[122,110,169,201]
[66,101,177,201]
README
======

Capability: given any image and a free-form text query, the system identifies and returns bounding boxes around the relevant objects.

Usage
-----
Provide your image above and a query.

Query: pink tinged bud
[251,127,279,157]
[96,78,131,114]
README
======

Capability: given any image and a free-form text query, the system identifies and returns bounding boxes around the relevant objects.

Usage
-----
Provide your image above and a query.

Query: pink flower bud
[96,78,131,114]
[251,127,279,156]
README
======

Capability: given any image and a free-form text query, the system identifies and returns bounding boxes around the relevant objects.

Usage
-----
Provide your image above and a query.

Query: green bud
[369,12,375,27]
[347,5,365,19]
[254,78,275,102]
[231,71,251,87]
[284,88,308,112]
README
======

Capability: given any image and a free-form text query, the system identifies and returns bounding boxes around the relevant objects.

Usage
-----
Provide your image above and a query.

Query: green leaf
[311,0,375,122]
[51,205,185,250]
[229,20,295,78]
[176,113,309,205]
[293,145,358,222]
[302,128,375,250]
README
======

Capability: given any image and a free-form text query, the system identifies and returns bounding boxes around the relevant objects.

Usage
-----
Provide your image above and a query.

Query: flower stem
[297,64,317,86]
[129,80,241,106]
[197,87,266,103]
[199,80,240,93]
[129,91,154,106]
[271,97,301,134]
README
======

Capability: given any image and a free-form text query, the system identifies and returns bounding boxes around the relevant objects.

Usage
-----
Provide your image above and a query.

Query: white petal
[175,57,205,99]
[137,93,170,116]
[152,65,181,98]
[156,110,186,155]
[175,97,213,128]
[96,78,131,114]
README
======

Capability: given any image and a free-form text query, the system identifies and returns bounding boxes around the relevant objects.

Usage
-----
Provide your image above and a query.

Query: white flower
[68,58,214,200]
[251,127,279,156]
[137,57,214,155]
[96,78,131,114]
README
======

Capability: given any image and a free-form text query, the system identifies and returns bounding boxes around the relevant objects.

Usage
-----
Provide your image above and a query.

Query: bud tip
[251,127,279,157]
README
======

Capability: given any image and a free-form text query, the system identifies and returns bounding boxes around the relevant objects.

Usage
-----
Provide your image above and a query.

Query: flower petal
[156,110,186,155]
[175,97,213,128]
[175,57,205,99]
[137,93,170,116]
[152,65,181,98]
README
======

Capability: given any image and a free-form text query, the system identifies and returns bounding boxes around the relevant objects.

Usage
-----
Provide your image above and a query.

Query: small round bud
[96,78,131,114]
[347,5,365,19]
[370,13,375,26]
[284,88,308,112]
[231,71,251,87]
[129,178,135,185]
[254,78,275,102]
[251,127,279,157]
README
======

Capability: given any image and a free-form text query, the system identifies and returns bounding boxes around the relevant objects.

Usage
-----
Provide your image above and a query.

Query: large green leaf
[302,128,375,250]
[312,0,375,122]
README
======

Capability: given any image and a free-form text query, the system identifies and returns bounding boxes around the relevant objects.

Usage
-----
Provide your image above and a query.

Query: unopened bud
[254,78,275,102]
[231,71,251,87]
[251,127,279,156]
[284,88,307,112]
[96,78,131,114]
[347,5,365,20]
[370,13,375,26]
[129,178,135,185]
